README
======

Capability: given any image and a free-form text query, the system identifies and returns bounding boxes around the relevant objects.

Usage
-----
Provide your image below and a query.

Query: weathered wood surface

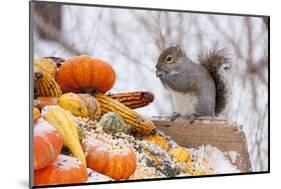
[151,116,252,172]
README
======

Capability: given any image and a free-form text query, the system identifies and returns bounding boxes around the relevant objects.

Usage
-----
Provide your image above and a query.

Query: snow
[83,134,133,156]
[87,168,113,182]
[34,118,57,136]
[41,105,60,116]
[225,151,240,164]
[190,145,240,174]
[55,154,82,170]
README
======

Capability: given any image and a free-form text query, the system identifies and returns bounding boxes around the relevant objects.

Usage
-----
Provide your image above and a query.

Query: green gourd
[100,112,127,134]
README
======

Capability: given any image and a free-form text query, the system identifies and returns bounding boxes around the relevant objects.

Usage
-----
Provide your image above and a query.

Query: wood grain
[151,116,252,172]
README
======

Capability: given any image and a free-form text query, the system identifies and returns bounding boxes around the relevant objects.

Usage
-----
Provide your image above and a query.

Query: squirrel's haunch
[199,49,230,114]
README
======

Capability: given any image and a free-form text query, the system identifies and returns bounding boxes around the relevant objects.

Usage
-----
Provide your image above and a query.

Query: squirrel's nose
[156,70,166,78]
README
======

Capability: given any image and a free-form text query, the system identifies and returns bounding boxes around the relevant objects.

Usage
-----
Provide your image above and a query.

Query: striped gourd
[108,91,154,109]
[100,112,127,134]
[34,70,62,97]
[34,58,57,78]
[93,93,156,135]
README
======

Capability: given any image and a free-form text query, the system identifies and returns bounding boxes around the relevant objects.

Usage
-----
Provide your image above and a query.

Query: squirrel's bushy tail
[199,49,230,115]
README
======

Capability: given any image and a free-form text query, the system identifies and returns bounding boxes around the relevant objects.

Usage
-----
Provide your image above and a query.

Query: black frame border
[29,0,270,188]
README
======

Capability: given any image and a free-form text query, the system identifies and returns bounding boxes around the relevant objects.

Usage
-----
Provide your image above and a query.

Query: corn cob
[108,91,154,109]
[34,70,62,97]
[93,92,156,135]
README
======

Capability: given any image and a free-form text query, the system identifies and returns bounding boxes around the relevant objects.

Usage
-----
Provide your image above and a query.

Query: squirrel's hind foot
[170,112,200,123]
[170,112,181,121]
[189,113,200,124]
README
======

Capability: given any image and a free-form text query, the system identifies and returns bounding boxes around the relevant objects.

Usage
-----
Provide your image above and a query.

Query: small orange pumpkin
[33,107,40,122]
[34,154,88,186]
[34,118,63,170]
[56,55,116,93]
[83,136,136,180]
[34,97,58,110]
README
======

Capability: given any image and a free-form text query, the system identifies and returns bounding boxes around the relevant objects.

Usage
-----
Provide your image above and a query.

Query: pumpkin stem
[44,56,65,68]
[151,129,157,135]
[82,88,96,94]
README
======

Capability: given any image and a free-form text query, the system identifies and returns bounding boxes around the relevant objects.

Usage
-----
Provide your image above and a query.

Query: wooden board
[151,116,252,172]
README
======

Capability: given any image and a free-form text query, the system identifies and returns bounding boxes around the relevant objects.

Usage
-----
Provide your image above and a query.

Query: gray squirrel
[155,44,230,121]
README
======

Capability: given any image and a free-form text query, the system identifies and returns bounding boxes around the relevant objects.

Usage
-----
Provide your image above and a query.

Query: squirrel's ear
[170,43,181,48]
[175,44,181,50]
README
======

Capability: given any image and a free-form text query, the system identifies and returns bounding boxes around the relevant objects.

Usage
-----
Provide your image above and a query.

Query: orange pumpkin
[56,55,116,93]
[34,154,88,186]
[83,136,136,180]
[34,118,63,170]
[33,107,40,122]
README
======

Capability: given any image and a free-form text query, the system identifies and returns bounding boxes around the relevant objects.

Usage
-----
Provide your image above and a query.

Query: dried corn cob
[108,91,154,109]
[34,70,62,97]
[93,92,156,135]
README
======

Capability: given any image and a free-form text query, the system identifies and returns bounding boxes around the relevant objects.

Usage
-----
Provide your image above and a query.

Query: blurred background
[32,3,268,172]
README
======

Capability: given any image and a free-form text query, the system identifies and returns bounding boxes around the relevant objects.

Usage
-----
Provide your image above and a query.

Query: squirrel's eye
[223,65,231,70]
[166,55,173,63]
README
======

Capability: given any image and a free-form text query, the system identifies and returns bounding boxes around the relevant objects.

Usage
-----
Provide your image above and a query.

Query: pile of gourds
[34,56,156,135]
[33,55,193,186]
[33,55,161,186]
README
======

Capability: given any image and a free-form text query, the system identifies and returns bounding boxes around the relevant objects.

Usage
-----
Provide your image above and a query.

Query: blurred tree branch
[34,3,62,40]
[33,12,85,55]
[209,16,244,59]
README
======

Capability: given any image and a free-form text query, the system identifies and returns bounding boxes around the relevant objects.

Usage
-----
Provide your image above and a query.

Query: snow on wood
[151,116,252,172]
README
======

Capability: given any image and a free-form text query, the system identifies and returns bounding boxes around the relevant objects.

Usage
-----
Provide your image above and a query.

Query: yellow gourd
[58,93,101,120]
[58,93,88,117]
[169,147,190,162]
[43,106,86,166]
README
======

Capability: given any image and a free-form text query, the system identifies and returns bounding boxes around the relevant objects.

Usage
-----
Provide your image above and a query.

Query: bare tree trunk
[34,3,62,40]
